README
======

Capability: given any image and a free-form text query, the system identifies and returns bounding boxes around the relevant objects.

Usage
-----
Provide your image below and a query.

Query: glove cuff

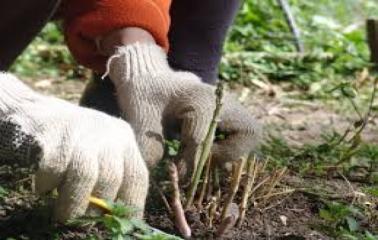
[105,42,172,85]
[0,73,40,114]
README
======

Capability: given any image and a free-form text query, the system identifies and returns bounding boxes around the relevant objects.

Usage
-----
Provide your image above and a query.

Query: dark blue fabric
[0,0,61,70]
[168,0,241,84]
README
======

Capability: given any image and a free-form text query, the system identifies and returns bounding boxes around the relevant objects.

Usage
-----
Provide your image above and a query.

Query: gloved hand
[106,43,261,178]
[0,73,148,222]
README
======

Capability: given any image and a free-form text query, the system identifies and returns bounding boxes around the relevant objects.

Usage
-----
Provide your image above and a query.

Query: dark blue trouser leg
[168,0,241,84]
[0,0,61,70]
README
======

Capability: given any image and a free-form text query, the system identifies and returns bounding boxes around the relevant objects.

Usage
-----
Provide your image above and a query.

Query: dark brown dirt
[146,189,328,240]
[145,173,377,240]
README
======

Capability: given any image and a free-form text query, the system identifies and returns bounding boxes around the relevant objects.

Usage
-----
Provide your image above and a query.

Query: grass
[221,0,378,92]
[262,131,377,177]
[10,23,89,80]
[317,201,377,240]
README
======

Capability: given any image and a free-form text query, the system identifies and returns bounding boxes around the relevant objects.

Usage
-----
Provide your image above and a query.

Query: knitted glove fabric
[106,43,261,178]
[0,73,148,222]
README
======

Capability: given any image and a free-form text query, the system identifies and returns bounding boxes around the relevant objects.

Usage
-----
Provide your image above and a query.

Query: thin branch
[237,154,257,227]
[221,157,246,220]
[151,180,172,214]
[261,168,287,206]
[276,0,305,53]
[208,197,218,228]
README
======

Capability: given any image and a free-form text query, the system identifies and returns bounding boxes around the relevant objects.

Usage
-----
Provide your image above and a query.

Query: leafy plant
[165,139,181,157]
[221,0,378,91]
[0,186,8,199]
[318,201,377,239]
[70,197,182,240]
[262,131,378,178]
[10,22,89,79]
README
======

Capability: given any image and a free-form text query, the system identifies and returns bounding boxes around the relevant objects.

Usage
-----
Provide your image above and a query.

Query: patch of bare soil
[23,76,86,103]
[233,86,378,146]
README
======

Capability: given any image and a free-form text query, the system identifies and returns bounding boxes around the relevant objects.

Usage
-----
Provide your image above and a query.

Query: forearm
[98,27,156,56]
[62,0,171,72]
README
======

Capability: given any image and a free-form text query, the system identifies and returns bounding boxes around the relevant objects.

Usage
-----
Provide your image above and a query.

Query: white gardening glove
[0,73,149,222]
[106,43,261,179]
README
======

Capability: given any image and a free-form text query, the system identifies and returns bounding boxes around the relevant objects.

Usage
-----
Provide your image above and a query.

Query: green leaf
[165,139,181,157]
[341,233,359,240]
[107,201,138,217]
[365,187,378,197]
[111,234,123,240]
[364,231,378,240]
[345,216,359,232]
[112,216,134,235]
[131,219,151,234]
[319,209,334,221]
[0,186,8,199]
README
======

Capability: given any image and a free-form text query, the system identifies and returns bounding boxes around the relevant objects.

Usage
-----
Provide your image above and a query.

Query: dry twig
[237,154,257,227]
[261,167,287,206]
[151,180,172,214]
[208,196,218,228]
[221,157,246,220]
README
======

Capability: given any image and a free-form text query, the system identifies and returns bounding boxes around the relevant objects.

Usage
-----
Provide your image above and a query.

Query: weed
[364,187,378,197]
[318,201,378,239]
[70,198,182,240]
[10,22,89,79]
[221,0,378,91]
[0,186,8,199]
[262,132,377,179]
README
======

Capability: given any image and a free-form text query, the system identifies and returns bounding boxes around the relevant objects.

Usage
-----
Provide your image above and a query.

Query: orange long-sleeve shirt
[62,0,171,73]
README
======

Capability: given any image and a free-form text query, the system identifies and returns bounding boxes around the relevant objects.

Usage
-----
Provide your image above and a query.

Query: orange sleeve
[62,0,171,73]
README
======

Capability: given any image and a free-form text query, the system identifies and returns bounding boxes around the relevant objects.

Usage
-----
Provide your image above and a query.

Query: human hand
[106,43,261,179]
[0,73,149,222]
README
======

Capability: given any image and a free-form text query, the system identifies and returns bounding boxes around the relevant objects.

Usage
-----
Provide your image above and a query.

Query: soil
[0,76,377,239]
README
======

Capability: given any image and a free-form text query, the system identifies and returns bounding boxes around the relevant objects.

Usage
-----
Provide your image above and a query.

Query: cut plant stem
[256,188,295,201]
[216,203,240,238]
[221,157,246,220]
[168,163,191,238]
[250,176,271,196]
[208,196,218,228]
[208,165,221,227]
[237,154,257,227]
[185,81,224,209]
[195,153,212,208]
[213,165,221,200]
